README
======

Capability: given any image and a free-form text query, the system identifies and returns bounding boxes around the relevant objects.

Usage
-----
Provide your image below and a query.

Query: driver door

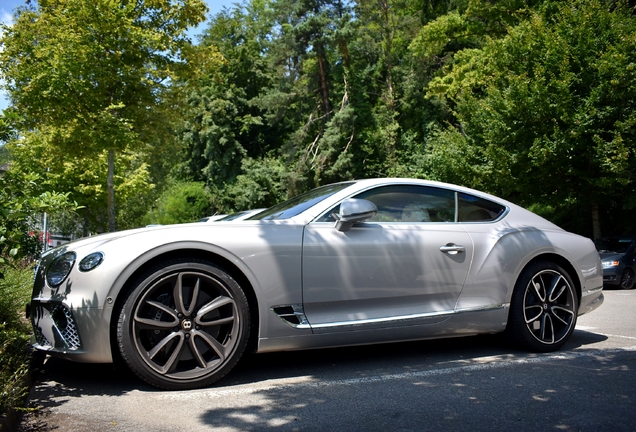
[302,184,474,332]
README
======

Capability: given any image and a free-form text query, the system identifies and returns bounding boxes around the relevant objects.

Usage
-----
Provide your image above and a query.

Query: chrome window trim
[311,183,510,224]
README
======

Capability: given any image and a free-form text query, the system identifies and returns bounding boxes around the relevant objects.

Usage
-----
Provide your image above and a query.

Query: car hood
[41,225,183,258]
[598,252,624,261]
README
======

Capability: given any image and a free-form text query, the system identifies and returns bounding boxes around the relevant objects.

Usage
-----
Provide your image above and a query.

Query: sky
[0,0,239,111]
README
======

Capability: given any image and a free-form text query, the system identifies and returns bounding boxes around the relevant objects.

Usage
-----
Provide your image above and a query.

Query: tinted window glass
[457,193,506,222]
[595,238,635,254]
[317,185,456,223]
[218,211,251,221]
[249,182,354,220]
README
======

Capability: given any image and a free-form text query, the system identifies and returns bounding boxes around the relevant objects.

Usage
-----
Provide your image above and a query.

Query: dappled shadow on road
[197,332,633,431]
[222,328,608,388]
[26,328,609,401]
[20,329,620,431]
[27,357,154,407]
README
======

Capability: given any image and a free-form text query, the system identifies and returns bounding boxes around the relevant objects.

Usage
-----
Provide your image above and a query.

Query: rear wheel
[506,261,578,352]
[619,268,635,290]
[117,258,250,390]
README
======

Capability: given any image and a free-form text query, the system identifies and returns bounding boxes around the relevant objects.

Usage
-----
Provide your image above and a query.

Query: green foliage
[0,0,208,232]
[180,0,285,187]
[0,265,32,332]
[0,111,20,145]
[0,329,31,414]
[183,0,446,211]
[0,265,35,414]
[0,168,77,271]
[5,133,153,234]
[3,0,634,239]
[410,0,551,59]
[143,181,212,225]
[214,156,290,212]
[424,0,636,236]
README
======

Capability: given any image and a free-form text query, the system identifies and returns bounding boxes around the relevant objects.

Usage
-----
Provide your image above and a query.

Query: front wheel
[619,268,635,290]
[117,258,250,390]
[506,261,578,352]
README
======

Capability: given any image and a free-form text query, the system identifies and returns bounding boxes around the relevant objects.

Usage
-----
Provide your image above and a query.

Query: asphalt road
[19,288,636,432]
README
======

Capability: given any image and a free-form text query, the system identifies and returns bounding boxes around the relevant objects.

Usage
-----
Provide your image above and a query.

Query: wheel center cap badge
[543,303,548,310]
[181,320,192,330]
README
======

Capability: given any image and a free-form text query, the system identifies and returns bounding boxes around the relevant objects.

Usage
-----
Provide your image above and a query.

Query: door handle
[440,244,465,255]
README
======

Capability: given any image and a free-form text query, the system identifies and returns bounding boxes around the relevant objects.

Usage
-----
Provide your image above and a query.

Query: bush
[0,265,34,415]
[0,329,31,414]
[142,181,212,225]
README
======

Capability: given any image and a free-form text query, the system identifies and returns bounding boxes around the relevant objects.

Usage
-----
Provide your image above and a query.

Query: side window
[324,185,456,223]
[458,193,506,222]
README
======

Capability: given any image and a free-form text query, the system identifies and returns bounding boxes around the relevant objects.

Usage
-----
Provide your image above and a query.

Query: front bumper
[579,286,604,315]
[602,267,623,286]
[29,301,81,351]
[28,299,113,363]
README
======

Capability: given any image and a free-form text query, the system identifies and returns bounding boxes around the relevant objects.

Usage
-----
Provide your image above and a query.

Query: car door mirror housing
[333,199,378,232]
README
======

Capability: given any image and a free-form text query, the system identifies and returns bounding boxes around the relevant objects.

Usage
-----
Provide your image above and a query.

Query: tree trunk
[316,45,330,120]
[592,204,601,240]
[381,0,395,107]
[107,149,116,232]
[83,207,89,237]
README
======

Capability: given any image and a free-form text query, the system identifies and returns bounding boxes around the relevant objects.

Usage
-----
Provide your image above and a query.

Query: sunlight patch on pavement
[157,346,636,401]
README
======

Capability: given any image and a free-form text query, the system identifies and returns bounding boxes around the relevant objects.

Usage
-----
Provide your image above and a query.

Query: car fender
[457,226,601,312]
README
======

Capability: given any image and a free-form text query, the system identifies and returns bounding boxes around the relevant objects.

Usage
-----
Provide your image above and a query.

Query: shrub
[0,265,34,415]
[142,181,212,225]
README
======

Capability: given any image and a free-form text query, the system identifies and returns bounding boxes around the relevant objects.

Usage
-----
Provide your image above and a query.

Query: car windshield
[218,211,253,221]
[595,238,634,254]
[249,182,355,220]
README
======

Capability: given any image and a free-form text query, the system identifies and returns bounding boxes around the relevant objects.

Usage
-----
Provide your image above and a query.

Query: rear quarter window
[458,193,506,222]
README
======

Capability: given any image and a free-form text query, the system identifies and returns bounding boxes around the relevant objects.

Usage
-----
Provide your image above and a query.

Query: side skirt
[259,305,509,353]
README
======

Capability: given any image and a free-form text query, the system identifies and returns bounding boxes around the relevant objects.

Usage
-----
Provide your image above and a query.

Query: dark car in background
[595,236,636,290]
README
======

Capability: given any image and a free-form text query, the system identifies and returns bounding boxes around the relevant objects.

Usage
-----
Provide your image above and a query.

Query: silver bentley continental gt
[27,178,604,390]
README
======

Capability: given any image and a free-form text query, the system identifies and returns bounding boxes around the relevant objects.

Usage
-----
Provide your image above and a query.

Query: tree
[0,168,76,276]
[180,0,278,187]
[410,0,554,60]
[5,127,154,234]
[142,180,211,225]
[0,111,20,146]
[424,0,636,238]
[0,0,208,232]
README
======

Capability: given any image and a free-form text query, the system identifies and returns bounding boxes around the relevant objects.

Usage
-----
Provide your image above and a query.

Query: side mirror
[333,199,378,232]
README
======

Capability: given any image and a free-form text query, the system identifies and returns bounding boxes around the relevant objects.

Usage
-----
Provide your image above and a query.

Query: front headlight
[46,252,77,287]
[79,252,104,272]
[602,260,620,269]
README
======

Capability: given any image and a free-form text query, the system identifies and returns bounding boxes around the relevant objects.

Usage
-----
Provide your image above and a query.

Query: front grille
[32,303,82,351]
[34,326,50,347]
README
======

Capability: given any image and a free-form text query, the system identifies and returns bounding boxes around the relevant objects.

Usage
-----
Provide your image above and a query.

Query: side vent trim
[271,304,311,329]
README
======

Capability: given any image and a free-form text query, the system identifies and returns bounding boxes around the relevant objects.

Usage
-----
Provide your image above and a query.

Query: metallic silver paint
[29,178,604,365]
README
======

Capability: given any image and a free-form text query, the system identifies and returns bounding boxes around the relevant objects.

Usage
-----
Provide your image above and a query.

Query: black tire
[619,268,635,290]
[116,258,250,390]
[506,261,578,352]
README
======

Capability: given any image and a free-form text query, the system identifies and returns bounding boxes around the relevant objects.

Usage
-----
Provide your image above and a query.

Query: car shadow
[26,327,609,403]
[20,327,615,430]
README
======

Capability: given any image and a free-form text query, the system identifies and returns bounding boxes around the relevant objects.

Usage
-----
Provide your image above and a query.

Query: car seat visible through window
[402,204,431,222]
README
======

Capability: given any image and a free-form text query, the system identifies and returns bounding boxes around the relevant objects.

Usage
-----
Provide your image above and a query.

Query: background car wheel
[117,258,250,390]
[619,268,635,290]
[505,261,578,352]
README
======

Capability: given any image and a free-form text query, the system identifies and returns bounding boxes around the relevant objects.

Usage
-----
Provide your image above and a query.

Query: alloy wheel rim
[621,269,634,289]
[522,269,575,345]
[132,271,240,380]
